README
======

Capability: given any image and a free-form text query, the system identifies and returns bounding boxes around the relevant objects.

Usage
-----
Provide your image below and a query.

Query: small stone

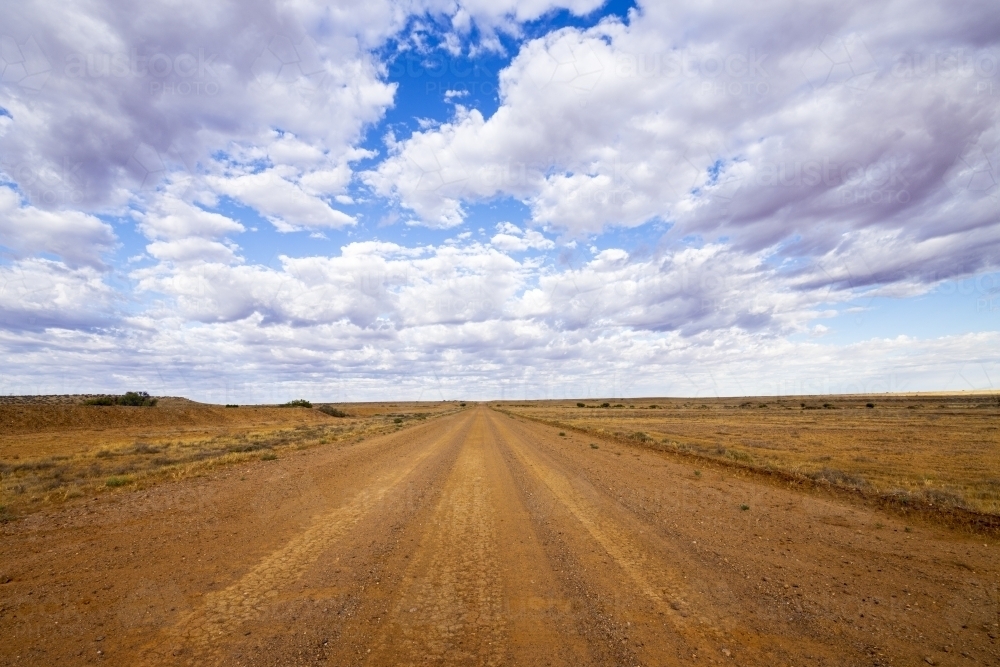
[924,657,935,665]
[722,648,732,657]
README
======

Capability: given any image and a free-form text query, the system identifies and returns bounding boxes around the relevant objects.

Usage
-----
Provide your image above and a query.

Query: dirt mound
[0,404,331,436]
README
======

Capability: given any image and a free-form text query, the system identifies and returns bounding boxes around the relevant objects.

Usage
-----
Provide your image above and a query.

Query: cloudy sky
[1,0,998,403]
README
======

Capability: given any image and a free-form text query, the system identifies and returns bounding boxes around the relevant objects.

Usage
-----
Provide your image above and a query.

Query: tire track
[487,410,726,658]
[364,412,505,666]
[143,412,475,664]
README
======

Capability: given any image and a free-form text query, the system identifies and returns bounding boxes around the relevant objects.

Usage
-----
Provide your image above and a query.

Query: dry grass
[0,398,461,518]
[497,393,1000,516]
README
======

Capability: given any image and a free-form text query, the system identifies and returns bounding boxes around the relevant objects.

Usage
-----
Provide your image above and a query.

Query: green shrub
[577,402,586,407]
[118,391,157,406]
[393,417,403,424]
[281,399,312,408]
[260,452,278,461]
[601,402,610,408]
[105,476,131,487]
[86,392,157,406]
[225,404,239,408]
[84,396,115,406]
[318,406,348,417]
[866,402,875,408]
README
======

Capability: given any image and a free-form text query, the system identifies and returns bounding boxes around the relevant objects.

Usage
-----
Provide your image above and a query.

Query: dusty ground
[1,405,998,666]
[0,399,458,516]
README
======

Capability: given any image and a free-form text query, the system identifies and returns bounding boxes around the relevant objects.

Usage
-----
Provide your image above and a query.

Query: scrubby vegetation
[84,391,158,407]
[494,395,1000,520]
[281,399,313,408]
[0,399,464,518]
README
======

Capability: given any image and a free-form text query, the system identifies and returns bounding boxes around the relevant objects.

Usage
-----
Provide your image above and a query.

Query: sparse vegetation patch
[494,394,1000,520]
[85,391,158,407]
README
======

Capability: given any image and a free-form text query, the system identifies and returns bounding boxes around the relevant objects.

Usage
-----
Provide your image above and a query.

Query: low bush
[318,406,349,417]
[577,402,586,407]
[281,399,312,408]
[118,391,157,406]
[922,488,966,508]
[84,396,115,406]
[85,391,157,407]
[105,476,131,487]
[811,467,866,489]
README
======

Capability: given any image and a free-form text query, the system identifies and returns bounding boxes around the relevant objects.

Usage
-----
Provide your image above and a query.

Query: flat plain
[0,396,997,666]
[497,393,1000,517]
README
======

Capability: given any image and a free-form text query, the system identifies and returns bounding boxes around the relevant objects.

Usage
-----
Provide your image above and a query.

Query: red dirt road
[1,407,997,665]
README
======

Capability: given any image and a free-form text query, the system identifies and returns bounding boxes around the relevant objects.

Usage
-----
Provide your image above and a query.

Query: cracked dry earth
[1,407,998,666]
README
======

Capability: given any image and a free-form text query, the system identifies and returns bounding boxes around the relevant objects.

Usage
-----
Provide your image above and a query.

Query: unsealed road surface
[2,407,997,665]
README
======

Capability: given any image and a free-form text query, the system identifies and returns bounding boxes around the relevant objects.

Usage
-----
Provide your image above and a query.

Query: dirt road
[2,407,997,665]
